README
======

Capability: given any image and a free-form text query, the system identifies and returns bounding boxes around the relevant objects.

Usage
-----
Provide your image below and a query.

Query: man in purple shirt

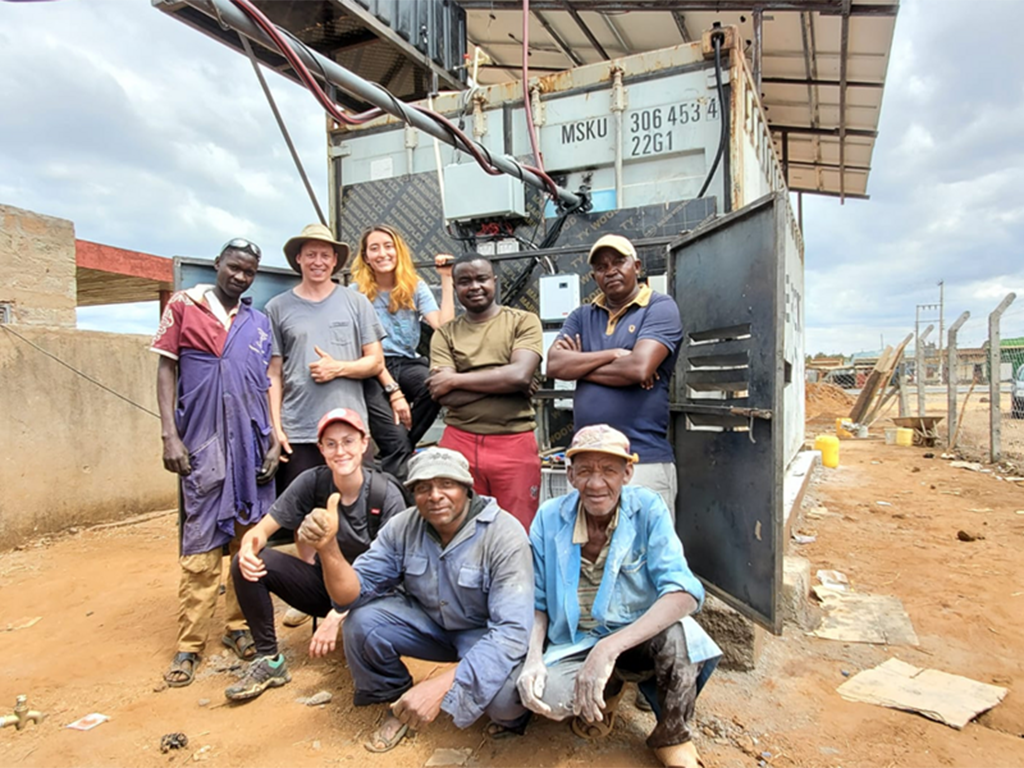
[152,238,280,688]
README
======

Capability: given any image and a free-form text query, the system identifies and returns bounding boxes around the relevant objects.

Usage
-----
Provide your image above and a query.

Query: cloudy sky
[1,0,1020,353]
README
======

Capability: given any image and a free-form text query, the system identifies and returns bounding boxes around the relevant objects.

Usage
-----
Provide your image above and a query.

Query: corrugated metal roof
[459,0,899,200]
[156,0,467,109]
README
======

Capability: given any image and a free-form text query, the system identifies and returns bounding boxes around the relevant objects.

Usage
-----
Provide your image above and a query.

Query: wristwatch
[383,382,401,395]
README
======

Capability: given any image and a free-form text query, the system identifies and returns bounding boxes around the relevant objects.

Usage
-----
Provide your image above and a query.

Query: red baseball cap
[316,407,367,440]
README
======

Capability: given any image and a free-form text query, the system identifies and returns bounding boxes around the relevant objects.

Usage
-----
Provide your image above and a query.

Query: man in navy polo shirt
[546,234,682,518]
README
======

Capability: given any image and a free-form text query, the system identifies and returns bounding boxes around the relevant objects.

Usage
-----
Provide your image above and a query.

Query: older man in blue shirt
[297,446,533,753]
[516,425,720,768]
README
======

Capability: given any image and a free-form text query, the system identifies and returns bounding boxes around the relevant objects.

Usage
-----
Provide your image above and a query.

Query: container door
[668,193,786,633]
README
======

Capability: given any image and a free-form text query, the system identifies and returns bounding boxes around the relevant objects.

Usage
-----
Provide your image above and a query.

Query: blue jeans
[343,592,527,727]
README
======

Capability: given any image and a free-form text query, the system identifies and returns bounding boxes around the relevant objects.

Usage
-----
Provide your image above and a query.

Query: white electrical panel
[539,274,581,322]
[647,274,668,294]
[442,162,527,221]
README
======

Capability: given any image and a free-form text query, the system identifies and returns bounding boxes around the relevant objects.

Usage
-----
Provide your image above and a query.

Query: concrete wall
[0,327,175,548]
[0,204,77,328]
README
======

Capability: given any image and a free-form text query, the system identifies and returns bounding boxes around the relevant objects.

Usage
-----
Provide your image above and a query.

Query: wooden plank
[849,345,893,423]
[863,334,914,425]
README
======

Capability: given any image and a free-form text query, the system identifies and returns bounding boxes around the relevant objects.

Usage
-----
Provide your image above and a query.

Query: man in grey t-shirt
[265,223,385,494]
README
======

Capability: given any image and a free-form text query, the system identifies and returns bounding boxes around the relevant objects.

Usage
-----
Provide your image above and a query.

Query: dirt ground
[2,412,1024,767]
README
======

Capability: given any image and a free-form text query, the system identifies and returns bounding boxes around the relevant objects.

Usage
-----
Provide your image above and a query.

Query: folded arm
[427,349,540,402]
[546,333,623,381]
[582,338,671,388]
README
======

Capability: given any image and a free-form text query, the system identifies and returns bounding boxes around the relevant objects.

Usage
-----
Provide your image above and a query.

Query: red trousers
[438,426,540,531]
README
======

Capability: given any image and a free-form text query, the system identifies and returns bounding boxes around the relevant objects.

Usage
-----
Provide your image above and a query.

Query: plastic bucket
[815,434,840,468]
[896,427,914,447]
[835,418,854,439]
[884,427,898,445]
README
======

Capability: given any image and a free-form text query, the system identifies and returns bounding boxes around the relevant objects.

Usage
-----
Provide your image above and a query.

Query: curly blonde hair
[352,225,420,313]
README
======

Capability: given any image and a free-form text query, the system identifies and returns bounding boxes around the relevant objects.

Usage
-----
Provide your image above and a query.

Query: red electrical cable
[229,0,562,199]
[521,0,545,171]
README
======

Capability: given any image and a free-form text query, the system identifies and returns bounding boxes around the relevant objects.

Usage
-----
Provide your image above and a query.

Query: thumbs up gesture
[309,345,343,383]
[297,493,340,550]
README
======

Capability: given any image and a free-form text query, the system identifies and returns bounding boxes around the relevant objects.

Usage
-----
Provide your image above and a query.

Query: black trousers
[364,356,440,480]
[274,442,325,496]
[231,548,333,658]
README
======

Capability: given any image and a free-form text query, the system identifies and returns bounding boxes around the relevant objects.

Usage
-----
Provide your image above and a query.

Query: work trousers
[629,461,678,522]
[230,548,334,658]
[343,592,527,728]
[437,426,540,531]
[364,356,441,480]
[521,623,717,749]
[177,522,252,654]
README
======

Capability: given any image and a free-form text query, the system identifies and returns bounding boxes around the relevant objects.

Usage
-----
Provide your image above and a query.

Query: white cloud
[2,0,1022,359]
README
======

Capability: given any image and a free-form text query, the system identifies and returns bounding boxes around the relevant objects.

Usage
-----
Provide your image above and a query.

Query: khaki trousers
[176,522,252,654]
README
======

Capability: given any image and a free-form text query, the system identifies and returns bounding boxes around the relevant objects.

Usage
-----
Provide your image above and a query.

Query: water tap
[0,695,45,730]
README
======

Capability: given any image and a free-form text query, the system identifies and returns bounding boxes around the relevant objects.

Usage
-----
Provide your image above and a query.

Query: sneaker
[282,607,311,627]
[224,654,291,702]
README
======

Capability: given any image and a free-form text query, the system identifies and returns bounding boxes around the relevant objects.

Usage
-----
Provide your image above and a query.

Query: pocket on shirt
[457,565,489,590]
[405,555,429,577]
[619,554,647,574]
[329,320,356,354]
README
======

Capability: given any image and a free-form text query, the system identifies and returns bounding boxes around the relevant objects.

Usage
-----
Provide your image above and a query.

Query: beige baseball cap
[588,234,638,264]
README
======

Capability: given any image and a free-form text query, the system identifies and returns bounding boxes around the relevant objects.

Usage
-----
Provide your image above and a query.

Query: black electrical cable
[502,196,584,305]
[239,34,327,226]
[0,325,160,419]
[697,32,728,200]
[229,0,564,199]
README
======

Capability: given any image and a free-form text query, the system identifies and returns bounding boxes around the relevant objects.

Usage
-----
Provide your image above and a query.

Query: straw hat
[283,223,350,275]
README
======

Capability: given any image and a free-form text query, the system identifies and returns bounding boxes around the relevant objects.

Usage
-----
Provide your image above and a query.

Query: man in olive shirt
[427,254,543,530]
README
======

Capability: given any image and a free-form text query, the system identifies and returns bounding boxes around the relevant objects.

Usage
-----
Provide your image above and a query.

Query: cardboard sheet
[812,589,919,645]
[837,658,1008,729]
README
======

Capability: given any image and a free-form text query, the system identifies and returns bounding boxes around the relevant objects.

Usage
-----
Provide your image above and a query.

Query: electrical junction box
[539,274,580,322]
[476,239,519,256]
[542,330,575,410]
[442,162,527,221]
[647,274,668,294]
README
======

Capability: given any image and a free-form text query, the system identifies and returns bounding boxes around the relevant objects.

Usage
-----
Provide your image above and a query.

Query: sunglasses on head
[220,238,262,259]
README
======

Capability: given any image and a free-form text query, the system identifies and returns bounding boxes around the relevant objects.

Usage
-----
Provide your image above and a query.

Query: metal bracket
[672,404,773,421]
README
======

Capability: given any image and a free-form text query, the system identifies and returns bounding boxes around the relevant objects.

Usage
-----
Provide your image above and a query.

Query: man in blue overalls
[152,238,280,687]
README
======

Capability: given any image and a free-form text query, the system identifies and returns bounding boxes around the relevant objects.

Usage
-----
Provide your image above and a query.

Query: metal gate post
[946,312,969,446]
[898,362,909,417]
[916,324,933,416]
[989,293,1016,463]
